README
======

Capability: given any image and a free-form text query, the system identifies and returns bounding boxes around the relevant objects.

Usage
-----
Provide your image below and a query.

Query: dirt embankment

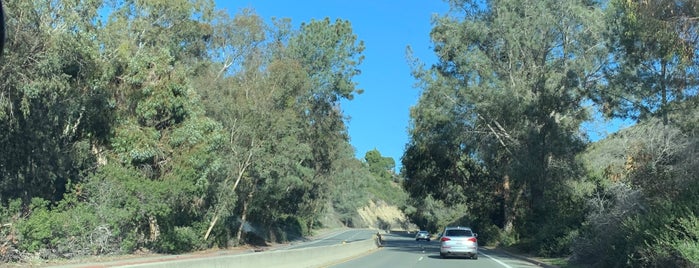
[356,200,415,231]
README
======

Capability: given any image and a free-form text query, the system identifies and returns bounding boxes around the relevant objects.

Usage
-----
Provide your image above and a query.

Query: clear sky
[212,1,634,171]
[213,0,451,170]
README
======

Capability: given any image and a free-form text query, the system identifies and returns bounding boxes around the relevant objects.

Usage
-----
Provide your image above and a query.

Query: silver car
[439,226,478,259]
[415,230,430,241]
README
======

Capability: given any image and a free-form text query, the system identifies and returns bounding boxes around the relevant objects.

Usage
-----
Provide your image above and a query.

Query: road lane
[329,232,542,268]
[281,228,378,250]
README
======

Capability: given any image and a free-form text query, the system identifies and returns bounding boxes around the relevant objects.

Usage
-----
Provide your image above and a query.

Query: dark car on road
[439,226,478,259]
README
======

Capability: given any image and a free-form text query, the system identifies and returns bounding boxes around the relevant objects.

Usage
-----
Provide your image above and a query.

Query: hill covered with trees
[401,0,699,266]
[0,0,407,263]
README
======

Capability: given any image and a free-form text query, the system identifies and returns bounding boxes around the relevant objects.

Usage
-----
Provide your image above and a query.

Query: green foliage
[16,195,122,258]
[572,118,699,266]
[153,226,202,254]
[364,149,396,180]
[664,216,699,266]
[0,0,373,261]
[288,17,365,101]
[16,198,53,252]
[405,0,609,257]
[0,0,109,204]
[598,0,699,124]
[330,154,371,227]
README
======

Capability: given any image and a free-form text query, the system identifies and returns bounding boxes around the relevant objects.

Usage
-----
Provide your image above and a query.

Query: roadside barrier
[119,237,378,268]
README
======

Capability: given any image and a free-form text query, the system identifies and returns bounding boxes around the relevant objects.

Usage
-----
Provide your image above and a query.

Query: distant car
[439,226,478,259]
[415,230,430,241]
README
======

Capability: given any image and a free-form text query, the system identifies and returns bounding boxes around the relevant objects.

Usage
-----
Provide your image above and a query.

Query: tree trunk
[235,190,255,245]
[308,203,317,233]
[204,215,219,241]
[148,215,160,242]
[204,147,254,241]
[502,175,514,234]
[660,60,668,125]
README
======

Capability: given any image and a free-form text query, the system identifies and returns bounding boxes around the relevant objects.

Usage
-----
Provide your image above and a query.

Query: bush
[153,226,202,254]
[475,224,503,247]
[16,198,117,258]
[16,198,58,253]
[670,216,699,265]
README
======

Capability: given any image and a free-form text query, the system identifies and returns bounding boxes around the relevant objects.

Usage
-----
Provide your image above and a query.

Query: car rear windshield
[445,229,473,237]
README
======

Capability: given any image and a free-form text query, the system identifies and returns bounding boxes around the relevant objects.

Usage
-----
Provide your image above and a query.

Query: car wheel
[440,253,446,259]
[472,254,478,260]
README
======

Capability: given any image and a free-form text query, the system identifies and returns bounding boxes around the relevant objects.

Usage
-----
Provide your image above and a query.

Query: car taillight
[440,237,451,242]
[468,237,477,243]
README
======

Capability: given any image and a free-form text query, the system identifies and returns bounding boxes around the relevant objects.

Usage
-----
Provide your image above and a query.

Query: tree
[405,0,606,254]
[0,0,108,204]
[195,14,365,244]
[364,149,395,179]
[1,0,371,259]
[566,1,699,265]
[92,0,225,252]
[331,147,371,227]
[598,0,699,125]
[286,17,365,231]
[193,8,270,244]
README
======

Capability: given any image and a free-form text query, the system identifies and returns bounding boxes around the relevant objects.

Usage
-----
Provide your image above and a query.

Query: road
[278,228,378,250]
[44,229,378,268]
[330,232,543,268]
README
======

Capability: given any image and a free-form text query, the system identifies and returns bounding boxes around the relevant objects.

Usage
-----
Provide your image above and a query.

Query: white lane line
[418,256,424,261]
[481,251,513,268]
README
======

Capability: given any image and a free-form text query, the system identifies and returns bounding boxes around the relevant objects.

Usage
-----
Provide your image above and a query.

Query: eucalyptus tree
[285,18,365,231]
[85,0,226,251]
[196,14,364,243]
[405,0,607,254]
[193,8,269,244]
[0,0,107,204]
[599,0,699,125]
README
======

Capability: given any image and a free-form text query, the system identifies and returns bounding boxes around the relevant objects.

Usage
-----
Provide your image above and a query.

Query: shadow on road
[385,230,416,238]
[380,233,482,261]
[380,234,440,254]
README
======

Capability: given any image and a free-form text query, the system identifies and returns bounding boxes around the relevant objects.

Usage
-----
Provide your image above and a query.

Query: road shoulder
[482,246,560,268]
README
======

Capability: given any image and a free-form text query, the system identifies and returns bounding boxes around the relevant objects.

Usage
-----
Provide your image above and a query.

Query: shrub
[153,226,202,254]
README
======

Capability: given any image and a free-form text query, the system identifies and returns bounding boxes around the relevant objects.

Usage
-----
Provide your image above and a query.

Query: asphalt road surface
[279,228,378,250]
[330,232,543,268]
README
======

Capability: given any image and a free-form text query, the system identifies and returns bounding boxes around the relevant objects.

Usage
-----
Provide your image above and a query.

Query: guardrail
[119,237,379,268]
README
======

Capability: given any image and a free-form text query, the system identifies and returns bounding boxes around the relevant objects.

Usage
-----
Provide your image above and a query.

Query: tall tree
[194,8,270,243]
[91,0,225,250]
[286,18,365,231]
[196,14,365,243]
[599,0,699,125]
[405,0,606,254]
[0,0,108,204]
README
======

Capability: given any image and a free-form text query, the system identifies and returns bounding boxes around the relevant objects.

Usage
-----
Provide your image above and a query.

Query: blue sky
[214,0,451,169]
[212,1,633,171]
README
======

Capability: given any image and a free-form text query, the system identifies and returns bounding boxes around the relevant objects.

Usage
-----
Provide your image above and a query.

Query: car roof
[444,226,472,230]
